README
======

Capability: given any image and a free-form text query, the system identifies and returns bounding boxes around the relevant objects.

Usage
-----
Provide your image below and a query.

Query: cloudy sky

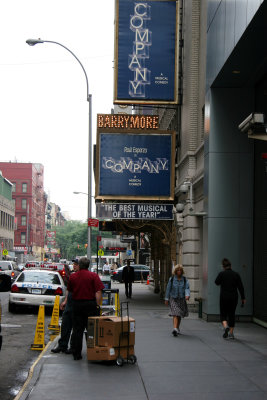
[0,0,115,221]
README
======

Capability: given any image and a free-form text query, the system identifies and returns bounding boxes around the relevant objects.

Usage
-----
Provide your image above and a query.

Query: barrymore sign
[96,203,173,220]
[114,0,179,104]
[95,129,175,200]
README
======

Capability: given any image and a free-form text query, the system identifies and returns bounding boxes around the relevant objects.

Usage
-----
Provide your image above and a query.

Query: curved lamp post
[26,38,93,267]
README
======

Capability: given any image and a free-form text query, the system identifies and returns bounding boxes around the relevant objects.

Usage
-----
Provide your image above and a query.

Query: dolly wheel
[129,355,137,364]
[116,356,124,366]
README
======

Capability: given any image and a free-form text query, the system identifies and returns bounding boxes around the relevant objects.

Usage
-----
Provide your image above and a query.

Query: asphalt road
[0,292,55,400]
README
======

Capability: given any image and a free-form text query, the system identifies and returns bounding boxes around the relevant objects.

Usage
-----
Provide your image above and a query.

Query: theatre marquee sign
[96,203,173,220]
[95,114,175,201]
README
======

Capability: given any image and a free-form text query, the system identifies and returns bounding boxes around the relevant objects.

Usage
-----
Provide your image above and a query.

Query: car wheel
[8,302,16,313]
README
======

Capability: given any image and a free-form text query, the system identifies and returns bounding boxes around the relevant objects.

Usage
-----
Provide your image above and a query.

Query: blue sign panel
[115,0,178,104]
[97,132,174,199]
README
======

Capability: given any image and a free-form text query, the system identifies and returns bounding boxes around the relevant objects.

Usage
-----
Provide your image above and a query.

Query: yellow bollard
[31,305,45,350]
[48,295,60,333]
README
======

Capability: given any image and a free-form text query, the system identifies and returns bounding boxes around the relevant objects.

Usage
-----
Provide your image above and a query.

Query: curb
[14,337,59,400]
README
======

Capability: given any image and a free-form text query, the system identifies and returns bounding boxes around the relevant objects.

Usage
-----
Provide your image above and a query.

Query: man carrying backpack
[165,265,190,336]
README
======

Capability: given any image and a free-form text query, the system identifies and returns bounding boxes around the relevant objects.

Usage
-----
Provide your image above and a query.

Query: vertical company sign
[114,0,179,104]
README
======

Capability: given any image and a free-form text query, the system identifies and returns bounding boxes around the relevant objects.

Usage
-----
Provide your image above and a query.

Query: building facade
[0,171,15,257]
[203,0,267,325]
[134,0,267,326]
[0,162,46,261]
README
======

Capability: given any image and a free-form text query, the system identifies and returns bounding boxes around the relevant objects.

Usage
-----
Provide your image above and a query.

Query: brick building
[0,162,46,261]
[0,171,15,257]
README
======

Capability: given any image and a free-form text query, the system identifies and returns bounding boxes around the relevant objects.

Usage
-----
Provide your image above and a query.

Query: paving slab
[20,283,267,400]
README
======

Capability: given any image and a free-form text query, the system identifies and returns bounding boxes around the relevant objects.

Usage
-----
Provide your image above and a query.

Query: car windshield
[17,271,61,285]
[0,262,10,270]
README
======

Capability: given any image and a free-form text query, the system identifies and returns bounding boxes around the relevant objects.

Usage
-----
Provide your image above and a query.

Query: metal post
[26,38,93,269]
[87,94,92,268]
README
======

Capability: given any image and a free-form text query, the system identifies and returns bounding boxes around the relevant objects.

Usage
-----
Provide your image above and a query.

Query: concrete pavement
[19,283,267,400]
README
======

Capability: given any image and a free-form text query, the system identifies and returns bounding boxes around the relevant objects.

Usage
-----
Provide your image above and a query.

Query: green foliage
[53,221,113,260]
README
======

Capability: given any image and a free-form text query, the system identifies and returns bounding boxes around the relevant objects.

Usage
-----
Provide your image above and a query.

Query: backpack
[170,275,186,292]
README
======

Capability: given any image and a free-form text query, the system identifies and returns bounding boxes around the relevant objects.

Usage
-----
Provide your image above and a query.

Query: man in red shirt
[67,257,104,360]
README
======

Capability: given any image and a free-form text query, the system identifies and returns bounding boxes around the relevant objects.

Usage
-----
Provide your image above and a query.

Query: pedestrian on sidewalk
[122,259,135,299]
[103,261,110,275]
[165,265,190,336]
[51,259,79,354]
[215,258,246,339]
[68,257,104,360]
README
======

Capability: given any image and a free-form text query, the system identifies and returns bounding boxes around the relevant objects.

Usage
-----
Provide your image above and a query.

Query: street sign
[127,249,132,256]
[98,249,104,256]
[97,235,102,242]
[88,218,99,227]
[2,249,8,256]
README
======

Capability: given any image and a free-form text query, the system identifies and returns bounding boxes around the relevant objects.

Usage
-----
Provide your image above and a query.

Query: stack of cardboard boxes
[87,316,136,361]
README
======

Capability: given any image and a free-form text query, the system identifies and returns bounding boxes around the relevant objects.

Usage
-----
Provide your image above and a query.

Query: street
[0,292,55,400]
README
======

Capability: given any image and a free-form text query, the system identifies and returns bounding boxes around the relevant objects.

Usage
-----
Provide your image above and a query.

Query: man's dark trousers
[58,293,74,351]
[58,306,73,350]
[125,282,132,298]
[72,300,98,357]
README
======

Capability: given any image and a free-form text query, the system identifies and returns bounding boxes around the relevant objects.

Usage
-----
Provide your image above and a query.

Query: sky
[0,0,115,221]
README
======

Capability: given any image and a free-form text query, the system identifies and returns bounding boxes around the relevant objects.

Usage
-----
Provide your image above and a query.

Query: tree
[52,221,113,260]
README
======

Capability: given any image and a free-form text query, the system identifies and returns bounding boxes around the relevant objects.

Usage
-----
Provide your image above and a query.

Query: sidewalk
[20,283,267,400]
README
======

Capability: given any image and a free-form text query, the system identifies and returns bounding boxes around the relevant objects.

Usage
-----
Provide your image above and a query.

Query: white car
[0,260,20,282]
[9,269,66,313]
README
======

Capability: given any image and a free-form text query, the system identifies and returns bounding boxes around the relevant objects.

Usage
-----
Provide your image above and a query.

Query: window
[12,183,16,192]
[21,232,26,244]
[22,183,28,193]
[21,215,26,226]
[22,199,27,209]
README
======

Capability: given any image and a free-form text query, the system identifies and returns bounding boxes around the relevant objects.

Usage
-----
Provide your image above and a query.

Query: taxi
[8,269,66,312]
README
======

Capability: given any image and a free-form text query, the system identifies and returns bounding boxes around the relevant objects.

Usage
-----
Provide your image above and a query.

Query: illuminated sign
[95,130,175,200]
[97,114,159,130]
[114,0,179,104]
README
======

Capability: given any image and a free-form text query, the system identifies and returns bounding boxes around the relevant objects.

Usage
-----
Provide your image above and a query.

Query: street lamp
[73,191,89,196]
[26,38,93,267]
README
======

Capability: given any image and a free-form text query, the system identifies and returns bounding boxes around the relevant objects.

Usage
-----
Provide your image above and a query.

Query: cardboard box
[87,317,100,348]
[87,345,135,361]
[98,316,135,347]
[87,316,135,348]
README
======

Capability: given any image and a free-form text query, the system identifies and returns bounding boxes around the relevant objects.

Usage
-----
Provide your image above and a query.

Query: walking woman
[215,258,246,339]
[165,265,190,336]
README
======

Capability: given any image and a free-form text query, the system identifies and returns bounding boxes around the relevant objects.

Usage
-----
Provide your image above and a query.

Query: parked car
[0,298,2,351]
[0,261,20,282]
[111,264,150,283]
[9,269,66,312]
[44,263,70,285]
[18,263,25,271]
[24,261,40,269]
[0,275,11,350]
